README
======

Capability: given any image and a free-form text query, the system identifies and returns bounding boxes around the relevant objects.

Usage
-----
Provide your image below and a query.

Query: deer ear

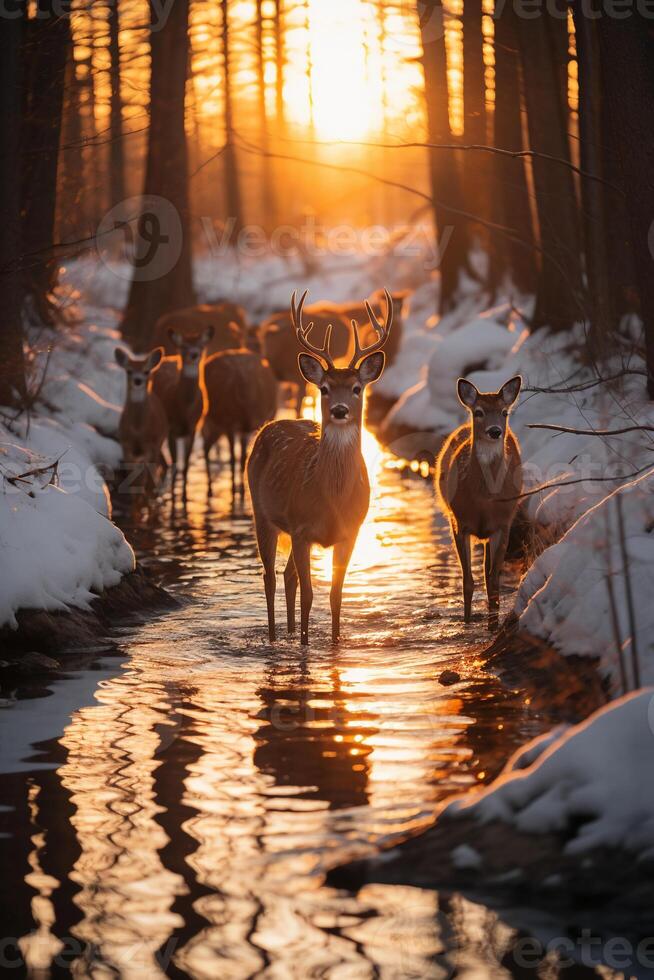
[298,353,325,386]
[457,378,479,408]
[144,348,164,373]
[115,347,129,368]
[358,350,385,386]
[500,375,522,406]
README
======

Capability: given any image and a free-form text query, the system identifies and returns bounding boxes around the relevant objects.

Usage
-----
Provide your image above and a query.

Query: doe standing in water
[436,376,522,625]
[247,289,393,646]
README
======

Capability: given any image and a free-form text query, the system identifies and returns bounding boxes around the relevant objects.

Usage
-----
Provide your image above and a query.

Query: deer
[260,303,352,417]
[436,376,523,626]
[247,288,392,646]
[201,344,277,494]
[151,326,214,495]
[114,347,168,489]
[154,301,245,356]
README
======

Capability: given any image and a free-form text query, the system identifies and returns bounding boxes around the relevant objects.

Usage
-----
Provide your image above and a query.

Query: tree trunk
[488,6,535,295]
[20,0,71,324]
[256,0,276,232]
[462,0,487,227]
[516,14,583,331]
[597,16,654,397]
[0,15,26,406]
[108,0,125,208]
[221,0,244,242]
[571,4,611,356]
[419,0,469,315]
[122,0,195,350]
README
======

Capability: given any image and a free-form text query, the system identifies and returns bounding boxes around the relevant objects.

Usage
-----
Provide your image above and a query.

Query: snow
[444,690,654,860]
[0,291,137,630]
[0,442,134,629]
[515,470,654,686]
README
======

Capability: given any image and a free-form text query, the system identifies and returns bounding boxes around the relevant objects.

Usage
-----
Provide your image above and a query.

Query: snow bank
[0,442,134,629]
[381,303,526,435]
[0,288,139,632]
[515,471,654,686]
[444,690,654,859]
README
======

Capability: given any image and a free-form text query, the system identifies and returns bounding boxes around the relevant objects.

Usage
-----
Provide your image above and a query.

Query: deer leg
[452,527,473,623]
[485,529,508,627]
[202,420,218,496]
[284,552,298,633]
[239,434,248,496]
[168,434,177,480]
[227,432,236,490]
[255,519,279,642]
[291,537,313,646]
[181,434,194,497]
[330,536,356,644]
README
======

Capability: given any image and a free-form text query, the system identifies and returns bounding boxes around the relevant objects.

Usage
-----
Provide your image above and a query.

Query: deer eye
[320,385,329,397]
[352,385,362,397]
[473,409,484,419]
[502,409,508,417]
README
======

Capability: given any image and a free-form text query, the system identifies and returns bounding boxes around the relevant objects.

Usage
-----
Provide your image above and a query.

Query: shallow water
[0,426,630,978]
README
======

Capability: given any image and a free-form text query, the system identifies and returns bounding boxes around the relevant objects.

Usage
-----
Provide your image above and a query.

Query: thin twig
[501,462,654,502]
[523,368,647,395]
[527,422,654,437]
[615,493,641,689]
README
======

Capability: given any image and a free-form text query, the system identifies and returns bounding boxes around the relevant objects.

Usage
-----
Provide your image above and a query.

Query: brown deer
[151,327,214,494]
[114,347,168,487]
[201,346,277,493]
[247,289,392,646]
[154,302,245,356]
[436,376,522,625]
[260,302,352,416]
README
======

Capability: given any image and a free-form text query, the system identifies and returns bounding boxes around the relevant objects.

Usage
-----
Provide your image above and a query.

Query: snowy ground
[444,689,654,862]
[0,295,132,631]
[4,245,653,697]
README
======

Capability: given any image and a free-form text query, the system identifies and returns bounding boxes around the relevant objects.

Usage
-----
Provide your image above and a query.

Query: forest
[1,1,654,977]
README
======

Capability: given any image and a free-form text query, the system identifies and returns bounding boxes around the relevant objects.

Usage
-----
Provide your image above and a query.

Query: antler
[348,287,393,369]
[291,289,335,369]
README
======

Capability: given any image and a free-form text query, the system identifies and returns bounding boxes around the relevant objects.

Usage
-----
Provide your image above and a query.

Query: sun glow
[281,0,423,140]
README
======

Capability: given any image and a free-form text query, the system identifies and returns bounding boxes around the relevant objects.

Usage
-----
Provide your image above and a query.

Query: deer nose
[487,426,502,440]
[331,404,349,420]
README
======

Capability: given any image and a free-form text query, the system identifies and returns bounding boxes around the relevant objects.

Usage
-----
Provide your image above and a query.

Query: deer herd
[115,289,523,643]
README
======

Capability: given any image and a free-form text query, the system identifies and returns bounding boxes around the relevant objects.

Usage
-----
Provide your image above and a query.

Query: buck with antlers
[247,289,393,646]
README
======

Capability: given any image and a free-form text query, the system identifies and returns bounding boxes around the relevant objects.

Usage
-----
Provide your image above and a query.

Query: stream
[0,424,626,978]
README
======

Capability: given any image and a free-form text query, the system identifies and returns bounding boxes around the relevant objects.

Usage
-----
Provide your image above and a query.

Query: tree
[221,0,244,241]
[571,4,611,355]
[20,0,71,324]
[488,7,536,295]
[255,0,277,231]
[419,0,470,315]
[516,14,583,331]
[122,0,195,350]
[461,0,487,226]
[0,15,26,407]
[108,0,125,209]
[597,14,654,397]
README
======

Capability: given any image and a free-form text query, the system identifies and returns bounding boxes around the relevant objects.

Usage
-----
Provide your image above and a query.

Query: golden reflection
[5,417,541,975]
